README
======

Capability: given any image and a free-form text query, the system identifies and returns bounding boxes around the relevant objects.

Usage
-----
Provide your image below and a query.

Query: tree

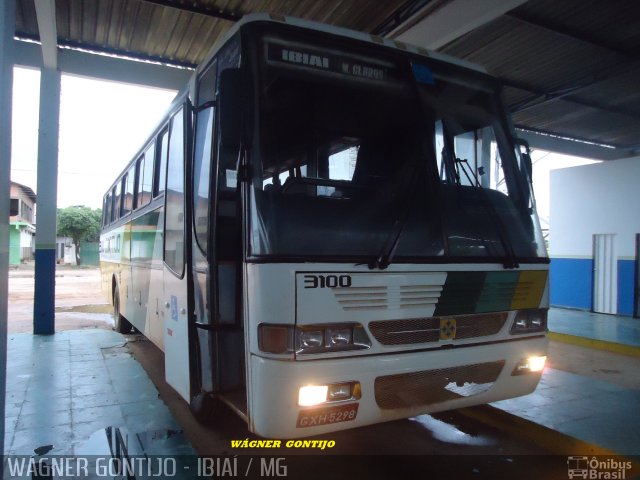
[57,206,102,265]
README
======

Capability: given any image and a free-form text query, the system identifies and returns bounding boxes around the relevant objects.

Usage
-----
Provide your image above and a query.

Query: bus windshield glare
[249,55,546,264]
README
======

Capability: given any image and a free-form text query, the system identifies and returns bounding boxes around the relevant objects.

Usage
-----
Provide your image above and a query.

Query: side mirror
[514,138,533,181]
[218,68,247,149]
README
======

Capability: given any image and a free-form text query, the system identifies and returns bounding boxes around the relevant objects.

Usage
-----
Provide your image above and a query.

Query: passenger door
[162,105,191,402]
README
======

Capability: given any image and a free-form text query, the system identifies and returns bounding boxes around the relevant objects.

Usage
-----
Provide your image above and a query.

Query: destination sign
[267,43,393,82]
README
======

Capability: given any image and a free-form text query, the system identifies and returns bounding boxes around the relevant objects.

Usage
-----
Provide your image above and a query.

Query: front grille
[455,312,508,339]
[333,286,388,310]
[332,284,443,311]
[374,360,505,409]
[369,312,508,345]
[369,317,440,345]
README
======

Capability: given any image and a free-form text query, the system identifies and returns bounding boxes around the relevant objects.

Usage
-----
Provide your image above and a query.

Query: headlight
[326,327,352,347]
[510,309,547,334]
[298,385,328,406]
[512,355,547,375]
[259,323,371,354]
[300,330,324,348]
[298,382,361,406]
[295,324,370,354]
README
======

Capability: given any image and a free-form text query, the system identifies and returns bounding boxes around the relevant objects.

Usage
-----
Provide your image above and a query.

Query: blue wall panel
[550,258,593,310]
[617,259,635,316]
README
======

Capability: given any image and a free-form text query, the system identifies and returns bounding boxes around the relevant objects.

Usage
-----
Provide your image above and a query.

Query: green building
[9,181,36,265]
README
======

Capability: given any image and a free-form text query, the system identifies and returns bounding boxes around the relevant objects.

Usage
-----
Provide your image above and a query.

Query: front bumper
[248,336,547,438]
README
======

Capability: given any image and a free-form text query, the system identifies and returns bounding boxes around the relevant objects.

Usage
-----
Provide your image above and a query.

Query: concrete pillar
[0,0,16,467]
[33,68,60,335]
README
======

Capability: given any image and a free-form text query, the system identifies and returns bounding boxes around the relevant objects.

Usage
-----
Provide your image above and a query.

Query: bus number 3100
[304,274,352,289]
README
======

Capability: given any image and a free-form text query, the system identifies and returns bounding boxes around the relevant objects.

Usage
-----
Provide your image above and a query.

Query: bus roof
[197,12,488,76]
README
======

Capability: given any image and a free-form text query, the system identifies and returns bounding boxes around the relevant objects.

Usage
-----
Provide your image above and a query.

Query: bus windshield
[248,56,546,264]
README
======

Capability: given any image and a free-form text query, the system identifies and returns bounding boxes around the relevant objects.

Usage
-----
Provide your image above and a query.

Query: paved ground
[8,265,112,333]
[547,340,640,390]
[4,329,193,457]
[548,308,640,347]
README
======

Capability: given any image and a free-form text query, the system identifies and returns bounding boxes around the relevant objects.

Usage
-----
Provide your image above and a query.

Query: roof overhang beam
[13,39,192,91]
[34,0,57,69]
[392,0,528,49]
[516,128,638,161]
[141,0,241,22]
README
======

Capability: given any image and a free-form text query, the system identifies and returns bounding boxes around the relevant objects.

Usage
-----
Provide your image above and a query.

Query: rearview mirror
[514,138,533,181]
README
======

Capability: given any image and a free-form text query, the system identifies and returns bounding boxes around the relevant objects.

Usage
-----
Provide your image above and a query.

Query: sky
[11,66,177,210]
[10,65,599,222]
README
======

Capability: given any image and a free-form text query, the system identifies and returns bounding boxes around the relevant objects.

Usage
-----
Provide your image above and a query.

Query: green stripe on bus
[434,271,486,316]
[475,271,519,313]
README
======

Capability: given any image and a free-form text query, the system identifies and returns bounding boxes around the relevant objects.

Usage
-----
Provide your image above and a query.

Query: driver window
[261,140,361,197]
[328,146,358,181]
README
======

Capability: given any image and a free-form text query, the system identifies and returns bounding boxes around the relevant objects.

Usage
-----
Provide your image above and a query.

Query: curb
[456,404,618,456]
[548,332,640,357]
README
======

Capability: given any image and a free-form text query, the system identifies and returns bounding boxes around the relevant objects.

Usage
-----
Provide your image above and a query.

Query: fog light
[528,355,546,372]
[328,383,351,401]
[512,355,547,375]
[298,385,328,406]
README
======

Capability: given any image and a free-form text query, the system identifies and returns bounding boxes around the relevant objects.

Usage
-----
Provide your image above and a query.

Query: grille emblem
[439,318,456,340]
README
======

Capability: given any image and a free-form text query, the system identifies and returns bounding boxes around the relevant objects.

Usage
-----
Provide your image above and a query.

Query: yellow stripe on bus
[510,270,548,310]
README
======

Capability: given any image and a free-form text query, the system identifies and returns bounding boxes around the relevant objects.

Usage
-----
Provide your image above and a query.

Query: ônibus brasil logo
[567,456,633,479]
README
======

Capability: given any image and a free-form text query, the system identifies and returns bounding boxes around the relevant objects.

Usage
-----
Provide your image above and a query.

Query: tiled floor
[548,308,640,347]
[489,308,640,455]
[492,368,640,456]
[4,329,194,456]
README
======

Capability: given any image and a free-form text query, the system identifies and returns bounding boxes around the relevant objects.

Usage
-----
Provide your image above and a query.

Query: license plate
[296,403,359,428]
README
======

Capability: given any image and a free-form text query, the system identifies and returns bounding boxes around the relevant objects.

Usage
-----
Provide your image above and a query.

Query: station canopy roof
[14,0,640,160]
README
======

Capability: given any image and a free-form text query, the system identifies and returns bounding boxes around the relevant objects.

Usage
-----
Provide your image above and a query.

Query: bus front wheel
[113,289,133,334]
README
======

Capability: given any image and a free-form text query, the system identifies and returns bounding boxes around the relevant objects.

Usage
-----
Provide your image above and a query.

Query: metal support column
[33,68,60,335]
[0,0,16,467]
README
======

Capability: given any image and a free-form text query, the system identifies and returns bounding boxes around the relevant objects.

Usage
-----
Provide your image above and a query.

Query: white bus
[100,13,549,439]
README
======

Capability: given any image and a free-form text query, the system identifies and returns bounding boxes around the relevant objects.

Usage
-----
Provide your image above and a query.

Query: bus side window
[122,166,135,216]
[193,60,217,255]
[155,128,169,197]
[113,183,121,221]
[216,38,240,193]
[110,187,116,223]
[135,156,144,209]
[104,194,111,226]
[140,143,155,207]
[163,107,185,276]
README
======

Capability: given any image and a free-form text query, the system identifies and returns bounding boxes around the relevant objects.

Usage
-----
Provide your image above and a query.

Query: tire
[113,289,133,334]
[190,392,218,425]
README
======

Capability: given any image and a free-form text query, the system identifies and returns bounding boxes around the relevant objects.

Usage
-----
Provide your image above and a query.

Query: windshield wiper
[368,162,419,270]
[455,156,520,269]
[368,212,410,270]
